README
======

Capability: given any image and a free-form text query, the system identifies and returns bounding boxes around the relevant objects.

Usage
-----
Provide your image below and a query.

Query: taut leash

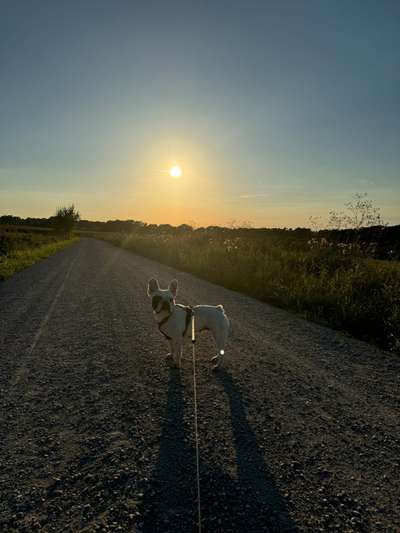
[191,312,202,533]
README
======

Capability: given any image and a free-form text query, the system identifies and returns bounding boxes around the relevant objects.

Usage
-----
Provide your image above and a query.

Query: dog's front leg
[173,340,183,368]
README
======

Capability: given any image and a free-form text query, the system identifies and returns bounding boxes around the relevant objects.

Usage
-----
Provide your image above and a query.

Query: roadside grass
[84,230,400,353]
[0,226,78,280]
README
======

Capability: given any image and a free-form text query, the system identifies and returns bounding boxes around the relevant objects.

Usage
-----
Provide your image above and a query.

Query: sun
[169,165,182,178]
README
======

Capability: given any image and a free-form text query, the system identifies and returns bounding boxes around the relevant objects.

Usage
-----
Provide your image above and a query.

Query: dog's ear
[169,279,178,297]
[147,278,159,296]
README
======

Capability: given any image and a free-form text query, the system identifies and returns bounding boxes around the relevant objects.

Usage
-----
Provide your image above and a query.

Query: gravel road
[0,238,399,532]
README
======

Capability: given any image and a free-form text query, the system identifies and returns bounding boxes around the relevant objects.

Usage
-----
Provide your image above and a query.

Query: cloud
[238,193,269,199]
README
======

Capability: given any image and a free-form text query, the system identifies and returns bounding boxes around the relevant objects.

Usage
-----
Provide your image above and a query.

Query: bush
[52,205,80,234]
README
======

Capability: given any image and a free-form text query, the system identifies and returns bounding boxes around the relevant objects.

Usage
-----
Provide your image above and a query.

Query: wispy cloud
[238,193,269,199]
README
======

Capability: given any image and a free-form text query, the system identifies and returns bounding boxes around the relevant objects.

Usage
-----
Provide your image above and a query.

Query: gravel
[0,238,399,532]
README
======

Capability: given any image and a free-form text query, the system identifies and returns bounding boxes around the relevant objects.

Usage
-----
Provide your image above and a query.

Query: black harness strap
[157,305,193,340]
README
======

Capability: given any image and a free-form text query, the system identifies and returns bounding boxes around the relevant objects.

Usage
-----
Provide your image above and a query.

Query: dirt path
[0,238,399,532]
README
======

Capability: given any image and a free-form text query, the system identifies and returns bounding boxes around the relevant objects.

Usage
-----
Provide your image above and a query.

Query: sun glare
[169,165,182,178]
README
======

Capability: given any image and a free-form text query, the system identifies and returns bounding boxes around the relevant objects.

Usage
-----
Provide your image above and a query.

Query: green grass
[0,227,78,280]
[85,230,400,354]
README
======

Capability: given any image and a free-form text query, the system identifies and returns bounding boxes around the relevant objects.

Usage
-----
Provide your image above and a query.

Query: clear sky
[1,0,399,227]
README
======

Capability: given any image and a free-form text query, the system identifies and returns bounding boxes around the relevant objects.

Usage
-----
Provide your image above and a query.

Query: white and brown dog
[147,278,229,369]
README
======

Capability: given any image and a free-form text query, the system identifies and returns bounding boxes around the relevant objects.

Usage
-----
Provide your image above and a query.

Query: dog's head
[147,278,178,314]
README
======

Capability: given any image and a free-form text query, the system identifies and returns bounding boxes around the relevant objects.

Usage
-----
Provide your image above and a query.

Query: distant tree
[176,224,193,233]
[328,193,385,230]
[53,205,80,234]
[0,215,22,225]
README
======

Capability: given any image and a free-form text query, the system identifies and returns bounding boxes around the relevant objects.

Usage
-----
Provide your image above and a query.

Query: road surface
[0,238,399,532]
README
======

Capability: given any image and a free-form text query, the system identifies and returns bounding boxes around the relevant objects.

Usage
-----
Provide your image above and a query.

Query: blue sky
[0,0,399,226]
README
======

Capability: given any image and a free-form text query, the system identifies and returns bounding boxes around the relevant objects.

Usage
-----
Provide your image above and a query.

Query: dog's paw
[211,355,220,370]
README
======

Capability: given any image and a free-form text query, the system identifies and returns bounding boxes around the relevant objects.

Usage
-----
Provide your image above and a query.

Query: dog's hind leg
[166,340,173,362]
[211,328,228,369]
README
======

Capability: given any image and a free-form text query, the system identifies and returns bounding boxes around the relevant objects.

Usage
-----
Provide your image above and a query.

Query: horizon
[1,1,400,227]
[3,210,399,232]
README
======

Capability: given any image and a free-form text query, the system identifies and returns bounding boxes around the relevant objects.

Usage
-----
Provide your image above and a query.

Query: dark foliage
[1,215,399,259]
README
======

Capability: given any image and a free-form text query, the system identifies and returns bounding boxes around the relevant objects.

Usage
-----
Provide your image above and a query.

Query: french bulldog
[147,278,230,369]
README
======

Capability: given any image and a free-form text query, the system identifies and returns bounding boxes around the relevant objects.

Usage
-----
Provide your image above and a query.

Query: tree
[53,205,80,234]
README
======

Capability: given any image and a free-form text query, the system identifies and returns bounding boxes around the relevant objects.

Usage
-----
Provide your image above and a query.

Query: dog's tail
[217,305,230,330]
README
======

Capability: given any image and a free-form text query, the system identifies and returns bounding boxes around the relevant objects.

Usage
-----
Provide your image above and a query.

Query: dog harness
[157,305,193,340]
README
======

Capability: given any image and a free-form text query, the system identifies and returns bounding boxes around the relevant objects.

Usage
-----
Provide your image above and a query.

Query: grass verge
[0,237,79,280]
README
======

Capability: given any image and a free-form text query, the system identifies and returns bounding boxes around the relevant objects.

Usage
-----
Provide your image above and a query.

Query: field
[82,229,400,353]
[0,225,78,280]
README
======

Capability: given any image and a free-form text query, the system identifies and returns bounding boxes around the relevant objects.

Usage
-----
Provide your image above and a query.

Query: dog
[147,278,230,369]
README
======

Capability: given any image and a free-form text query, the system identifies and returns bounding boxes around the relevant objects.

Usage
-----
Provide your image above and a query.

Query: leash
[191,312,202,533]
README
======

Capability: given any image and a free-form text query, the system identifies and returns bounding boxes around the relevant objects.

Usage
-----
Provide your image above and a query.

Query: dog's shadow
[139,368,196,532]
[139,367,296,532]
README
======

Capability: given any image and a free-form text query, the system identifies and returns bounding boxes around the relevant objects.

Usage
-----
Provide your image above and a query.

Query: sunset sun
[169,165,182,178]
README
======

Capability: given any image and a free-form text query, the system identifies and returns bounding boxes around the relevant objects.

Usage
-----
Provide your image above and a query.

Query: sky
[0,0,399,228]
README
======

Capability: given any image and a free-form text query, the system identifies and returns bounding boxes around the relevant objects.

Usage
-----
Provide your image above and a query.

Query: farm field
[0,237,399,532]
